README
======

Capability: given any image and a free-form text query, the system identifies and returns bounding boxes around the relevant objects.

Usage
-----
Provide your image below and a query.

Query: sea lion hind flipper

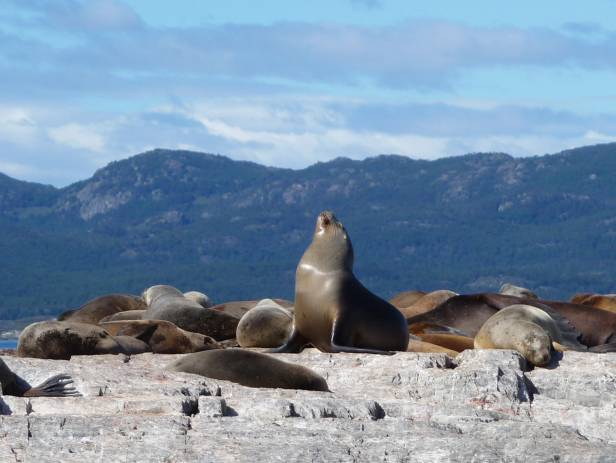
[588,342,616,353]
[24,374,81,397]
[266,328,308,353]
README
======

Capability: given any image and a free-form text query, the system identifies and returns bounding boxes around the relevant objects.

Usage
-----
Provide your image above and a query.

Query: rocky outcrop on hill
[1,349,615,461]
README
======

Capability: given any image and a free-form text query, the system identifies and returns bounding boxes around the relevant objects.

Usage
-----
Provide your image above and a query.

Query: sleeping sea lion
[474,304,586,366]
[236,299,293,348]
[416,333,475,352]
[407,339,458,356]
[499,283,538,299]
[166,349,330,391]
[389,290,426,309]
[99,310,146,323]
[570,294,616,314]
[143,285,238,340]
[183,291,213,309]
[271,211,409,354]
[17,321,149,360]
[209,299,294,320]
[399,290,457,318]
[0,358,79,397]
[58,294,146,325]
[100,319,221,354]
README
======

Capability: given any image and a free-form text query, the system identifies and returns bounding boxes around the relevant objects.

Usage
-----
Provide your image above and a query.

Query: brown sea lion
[143,285,238,340]
[407,293,616,349]
[99,310,146,323]
[210,298,294,320]
[407,339,458,356]
[17,321,142,360]
[166,349,330,392]
[416,333,475,352]
[499,283,538,299]
[0,358,79,397]
[58,294,146,325]
[271,211,409,354]
[389,290,426,309]
[571,294,616,314]
[399,290,457,318]
[100,319,221,354]
[474,304,586,366]
[570,293,594,304]
[236,299,293,348]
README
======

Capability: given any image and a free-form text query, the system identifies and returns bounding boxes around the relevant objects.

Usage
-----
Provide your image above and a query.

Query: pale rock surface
[1,349,615,462]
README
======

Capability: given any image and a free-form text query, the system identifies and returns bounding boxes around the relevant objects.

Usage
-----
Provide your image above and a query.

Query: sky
[2,0,616,186]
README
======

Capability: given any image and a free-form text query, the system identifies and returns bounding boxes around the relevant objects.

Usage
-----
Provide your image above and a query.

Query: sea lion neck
[301,226,354,273]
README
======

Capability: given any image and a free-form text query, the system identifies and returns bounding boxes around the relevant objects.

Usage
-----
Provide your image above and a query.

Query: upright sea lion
[399,290,457,318]
[166,349,330,391]
[407,293,616,349]
[0,358,79,397]
[271,211,409,354]
[236,299,293,348]
[474,304,586,366]
[389,290,426,309]
[100,319,221,354]
[58,294,146,325]
[143,285,238,340]
[499,283,538,300]
[17,321,145,360]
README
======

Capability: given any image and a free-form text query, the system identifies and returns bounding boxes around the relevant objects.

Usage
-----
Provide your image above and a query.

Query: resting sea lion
[183,291,213,309]
[17,321,147,360]
[499,283,538,299]
[0,358,79,397]
[99,310,146,323]
[58,294,146,325]
[271,211,409,354]
[399,290,457,318]
[100,319,221,354]
[210,299,294,320]
[390,290,426,309]
[408,293,616,349]
[143,285,238,340]
[416,333,475,352]
[570,294,616,314]
[166,349,330,391]
[236,299,293,348]
[474,304,586,366]
[407,339,458,356]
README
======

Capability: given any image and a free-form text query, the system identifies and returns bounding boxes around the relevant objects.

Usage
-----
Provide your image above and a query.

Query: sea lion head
[305,211,354,272]
[518,328,552,367]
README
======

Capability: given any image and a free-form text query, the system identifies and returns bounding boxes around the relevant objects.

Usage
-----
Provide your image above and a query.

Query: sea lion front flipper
[266,328,309,353]
[329,319,395,355]
[23,374,81,397]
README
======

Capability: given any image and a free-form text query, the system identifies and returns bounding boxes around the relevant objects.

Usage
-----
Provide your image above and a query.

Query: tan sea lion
[570,293,594,304]
[100,319,221,354]
[399,290,457,318]
[499,283,538,299]
[407,339,458,356]
[99,310,146,323]
[166,349,330,391]
[210,299,294,320]
[0,358,79,397]
[571,294,616,313]
[236,299,293,348]
[271,211,409,354]
[58,294,146,325]
[183,291,213,309]
[17,321,145,360]
[474,304,586,366]
[389,290,426,309]
[143,285,238,340]
[416,333,475,352]
[407,293,616,349]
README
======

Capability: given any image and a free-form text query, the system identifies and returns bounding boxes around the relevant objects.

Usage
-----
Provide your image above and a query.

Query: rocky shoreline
[1,349,615,462]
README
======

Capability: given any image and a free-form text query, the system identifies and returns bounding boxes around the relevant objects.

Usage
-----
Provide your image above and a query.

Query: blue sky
[2,0,616,186]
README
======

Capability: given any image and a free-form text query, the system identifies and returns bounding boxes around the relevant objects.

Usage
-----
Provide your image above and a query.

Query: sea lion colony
[3,210,615,396]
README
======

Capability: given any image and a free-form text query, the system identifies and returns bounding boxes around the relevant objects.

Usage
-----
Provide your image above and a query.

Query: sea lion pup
[271,211,409,354]
[58,294,146,325]
[99,310,146,323]
[0,358,79,397]
[389,290,426,309]
[407,293,616,349]
[474,304,586,366]
[100,320,221,354]
[143,285,238,340]
[399,290,458,318]
[17,321,146,360]
[499,283,538,300]
[236,299,293,348]
[166,349,330,392]
[183,291,213,309]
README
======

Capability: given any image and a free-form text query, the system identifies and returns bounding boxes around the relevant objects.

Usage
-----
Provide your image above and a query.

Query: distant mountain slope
[1,144,616,319]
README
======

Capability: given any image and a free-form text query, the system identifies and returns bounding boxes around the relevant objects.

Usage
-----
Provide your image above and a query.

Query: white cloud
[0,106,40,146]
[48,123,106,152]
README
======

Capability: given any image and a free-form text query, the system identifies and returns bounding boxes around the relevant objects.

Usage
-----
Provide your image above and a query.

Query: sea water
[0,339,18,350]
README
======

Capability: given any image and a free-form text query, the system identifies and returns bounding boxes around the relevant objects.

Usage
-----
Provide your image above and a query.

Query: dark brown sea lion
[17,321,147,360]
[143,285,238,340]
[0,358,79,397]
[389,290,426,309]
[58,294,146,325]
[399,290,457,318]
[166,349,330,391]
[100,319,221,354]
[407,293,616,348]
[271,211,409,354]
[99,310,146,323]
